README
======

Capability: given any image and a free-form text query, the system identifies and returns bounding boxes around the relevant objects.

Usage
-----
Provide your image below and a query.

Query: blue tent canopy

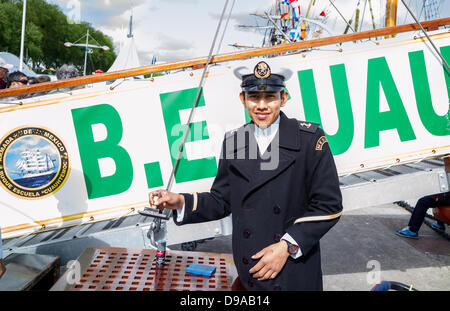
[0,52,37,77]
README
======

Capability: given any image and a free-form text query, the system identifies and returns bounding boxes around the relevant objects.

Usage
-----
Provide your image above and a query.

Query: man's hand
[148,190,184,210]
[249,241,290,281]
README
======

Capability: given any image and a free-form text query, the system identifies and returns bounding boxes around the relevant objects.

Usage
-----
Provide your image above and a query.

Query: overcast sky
[48,0,450,65]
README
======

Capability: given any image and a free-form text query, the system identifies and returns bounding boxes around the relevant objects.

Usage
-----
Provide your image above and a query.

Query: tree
[0,0,116,74]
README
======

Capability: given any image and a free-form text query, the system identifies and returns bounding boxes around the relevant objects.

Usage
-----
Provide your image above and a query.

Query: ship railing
[0,17,449,100]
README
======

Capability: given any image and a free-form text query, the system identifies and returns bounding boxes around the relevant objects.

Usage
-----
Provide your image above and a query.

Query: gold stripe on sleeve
[192,192,198,212]
[293,211,342,224]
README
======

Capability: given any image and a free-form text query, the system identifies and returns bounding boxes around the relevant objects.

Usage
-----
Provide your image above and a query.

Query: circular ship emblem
[0,127,70,199]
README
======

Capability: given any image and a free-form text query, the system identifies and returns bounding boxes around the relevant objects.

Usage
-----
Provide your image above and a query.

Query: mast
[19,0,27,71]
[354,5,361,33]
[46,153,54,170]
[385,0,398,38]
[127,12,133,38]
[305,0,314,18]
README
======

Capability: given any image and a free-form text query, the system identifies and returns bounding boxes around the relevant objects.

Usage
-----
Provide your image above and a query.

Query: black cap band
[241,73,285,93]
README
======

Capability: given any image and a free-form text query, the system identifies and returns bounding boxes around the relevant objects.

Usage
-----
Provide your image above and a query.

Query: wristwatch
[283,239,299,255]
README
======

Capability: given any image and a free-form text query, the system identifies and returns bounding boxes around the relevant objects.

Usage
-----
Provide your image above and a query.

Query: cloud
[230,12,274,34]
[50,0,149,28]
[208,1,273,34]
[151,49,196,63]
[8,137,59,158]
[154,33,193,51]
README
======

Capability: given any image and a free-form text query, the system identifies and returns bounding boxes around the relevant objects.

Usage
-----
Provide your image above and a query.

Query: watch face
[288,244,299,255]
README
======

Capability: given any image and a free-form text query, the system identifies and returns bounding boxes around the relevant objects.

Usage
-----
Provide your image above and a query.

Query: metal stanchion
[138,0,231,267]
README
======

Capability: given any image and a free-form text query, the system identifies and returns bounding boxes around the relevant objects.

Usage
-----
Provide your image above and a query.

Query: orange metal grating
[50,246,237,291]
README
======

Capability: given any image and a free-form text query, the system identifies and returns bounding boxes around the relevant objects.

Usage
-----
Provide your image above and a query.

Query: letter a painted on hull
[365,57,416,148]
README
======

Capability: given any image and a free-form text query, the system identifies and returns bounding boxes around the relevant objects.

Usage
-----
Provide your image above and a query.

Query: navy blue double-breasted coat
[174,111,343,290]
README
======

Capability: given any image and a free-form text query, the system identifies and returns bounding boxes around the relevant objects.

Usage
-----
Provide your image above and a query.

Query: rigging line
[164,0,231,206]
[418,0,425,22]
[402,0,412,24]
[265,12,292,43]
[216,0,236,55]
[361,0,368,31]
[367,0,376,31]
[89,35,103,48]
[400,0,450,71]
[357,0,378,43]
[143,0,232,240]
[328,0,355,33]
[72,33,87,45]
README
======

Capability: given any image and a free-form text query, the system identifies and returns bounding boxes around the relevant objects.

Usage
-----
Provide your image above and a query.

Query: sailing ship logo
[0,127,70,199]
[14,150,56,183]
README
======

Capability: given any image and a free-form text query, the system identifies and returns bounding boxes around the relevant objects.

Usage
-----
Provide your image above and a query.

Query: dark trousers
[408,192,449,232]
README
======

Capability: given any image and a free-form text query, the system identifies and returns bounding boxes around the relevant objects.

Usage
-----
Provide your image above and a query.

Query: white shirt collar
[253,115,280,154]
[254,115,280,137]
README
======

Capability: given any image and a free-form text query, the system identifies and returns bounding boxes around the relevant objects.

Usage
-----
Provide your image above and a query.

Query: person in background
[36,75,51,83]
[0,67,8,90]
[56,64,79,80]
[396,192,449,239]
[6,71,29,89]
[3,71,29,100]
[56,64,83,91]
[27,75,51,85]
[23,75,52,97]
[0,69,7,90]
[27,77,38,85]
[0,59,13,90]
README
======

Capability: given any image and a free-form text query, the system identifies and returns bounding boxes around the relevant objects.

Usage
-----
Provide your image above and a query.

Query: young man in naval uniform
[149,61,343,291]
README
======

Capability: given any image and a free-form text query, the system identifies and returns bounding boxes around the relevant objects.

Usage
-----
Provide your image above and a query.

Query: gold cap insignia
[254,61,271,79]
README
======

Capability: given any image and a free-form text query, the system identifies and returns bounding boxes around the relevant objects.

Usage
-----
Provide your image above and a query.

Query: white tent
[0,52,36,77]
[108,36,141,73]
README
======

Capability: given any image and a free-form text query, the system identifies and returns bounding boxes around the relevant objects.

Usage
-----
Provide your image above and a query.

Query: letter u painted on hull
[408,46,450,137]
[298,64,354,155]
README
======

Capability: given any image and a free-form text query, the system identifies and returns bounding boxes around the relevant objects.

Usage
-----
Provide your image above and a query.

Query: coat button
[243,229,251,239]
[273,205,281,214]
[248,280,254,288]
[273,284,282,290]
[242,257,249,265]
[273,234,281,242]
